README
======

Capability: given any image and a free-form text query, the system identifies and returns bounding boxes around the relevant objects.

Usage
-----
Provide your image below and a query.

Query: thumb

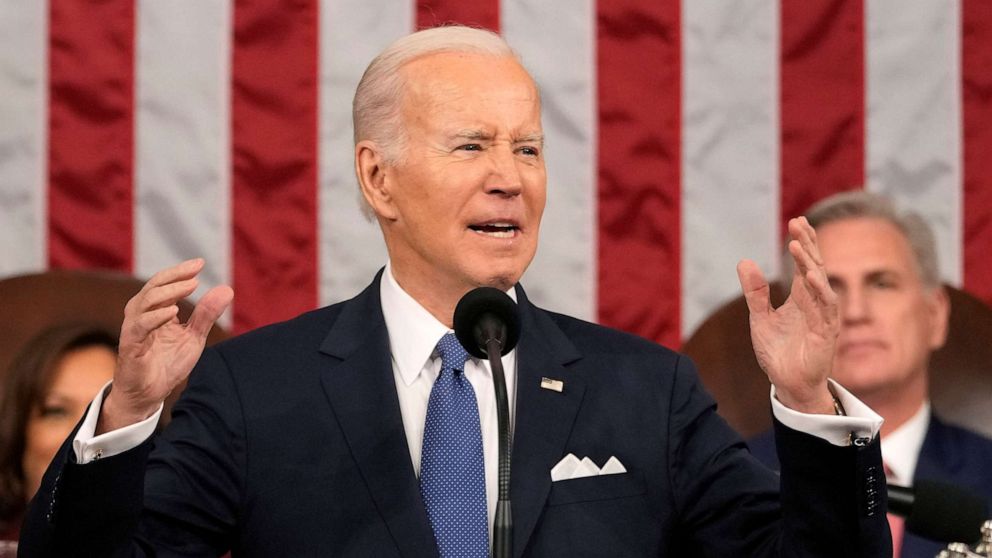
[187,285,234,339]
[737,259,771,317]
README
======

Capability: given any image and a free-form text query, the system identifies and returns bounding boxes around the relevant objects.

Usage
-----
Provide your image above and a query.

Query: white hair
[796,190,941,288]
[352,25,521,219]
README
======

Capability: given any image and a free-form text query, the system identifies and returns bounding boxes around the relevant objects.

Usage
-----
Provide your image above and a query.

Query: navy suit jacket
[22,273,889,557]
[749,414,992,558]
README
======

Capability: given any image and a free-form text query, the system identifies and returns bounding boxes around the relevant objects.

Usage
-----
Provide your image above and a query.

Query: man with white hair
[750,190,992,558]
[21,27,889,556]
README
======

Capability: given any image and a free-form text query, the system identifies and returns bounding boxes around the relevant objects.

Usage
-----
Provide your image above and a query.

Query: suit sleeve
[666,355,891,558]
[18,347,245,557]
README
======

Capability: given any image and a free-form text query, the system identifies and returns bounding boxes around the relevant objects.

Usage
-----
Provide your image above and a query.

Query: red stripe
[417,1,500,32]
[962,1,992,303]
[47,0,134,271]
[780,1,865,231]
[231,0,319,333]
[597,2,682,348]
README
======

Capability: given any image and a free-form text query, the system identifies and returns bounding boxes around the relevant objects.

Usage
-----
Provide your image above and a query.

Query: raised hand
[98,259,234,434]
[736,217,839,414]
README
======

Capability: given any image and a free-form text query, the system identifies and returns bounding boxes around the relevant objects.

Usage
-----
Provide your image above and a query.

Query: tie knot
[436,332,470,373]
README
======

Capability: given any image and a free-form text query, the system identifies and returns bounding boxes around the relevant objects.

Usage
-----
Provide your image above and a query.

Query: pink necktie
[884,463,904,557]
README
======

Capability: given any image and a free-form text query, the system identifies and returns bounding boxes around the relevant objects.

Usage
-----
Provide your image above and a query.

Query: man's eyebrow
[826,269,901,286]
[514,133,544,145]
[865,269,900,281]
[450,129,493,141]
[447,130,544,143]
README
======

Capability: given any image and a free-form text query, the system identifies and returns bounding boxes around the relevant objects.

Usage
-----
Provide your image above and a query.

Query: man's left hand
[737,216,838,415]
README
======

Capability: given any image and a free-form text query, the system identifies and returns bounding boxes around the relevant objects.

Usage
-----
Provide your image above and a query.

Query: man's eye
[457,144,482,151]
[517,146,540,157]
[39,405,70,419]
[871,278,896,289]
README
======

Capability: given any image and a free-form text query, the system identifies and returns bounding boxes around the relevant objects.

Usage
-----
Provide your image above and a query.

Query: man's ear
[355,140,398,220]
[926,284,951,350]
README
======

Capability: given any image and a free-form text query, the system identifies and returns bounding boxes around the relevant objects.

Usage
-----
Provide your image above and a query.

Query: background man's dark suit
[750,415,992,557]
[22,273,890,557]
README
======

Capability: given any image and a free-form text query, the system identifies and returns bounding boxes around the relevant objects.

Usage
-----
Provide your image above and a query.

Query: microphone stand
[454,288,520,558]
[485,336,513,558]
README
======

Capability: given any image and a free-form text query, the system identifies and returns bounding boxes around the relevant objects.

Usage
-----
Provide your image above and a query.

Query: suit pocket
[547,471,646,506]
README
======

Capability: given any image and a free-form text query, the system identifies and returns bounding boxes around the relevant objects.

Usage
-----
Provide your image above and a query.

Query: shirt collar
[880,401,930,486]
[380,262,450,387]
[379,261,518,387]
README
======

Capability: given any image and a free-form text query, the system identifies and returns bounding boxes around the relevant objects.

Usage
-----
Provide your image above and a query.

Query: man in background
[749,190,992,558]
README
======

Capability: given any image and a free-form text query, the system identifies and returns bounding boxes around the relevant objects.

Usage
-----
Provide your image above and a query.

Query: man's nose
[483,147,523,196]
[840,287,870,323]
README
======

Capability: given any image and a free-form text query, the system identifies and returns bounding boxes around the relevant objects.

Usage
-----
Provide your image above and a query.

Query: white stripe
[866,0,962,285]
[134,0,232,323]
[318,0,410,305]
[682,0,780,338]
[502,0,597,321]
[0,0,47,277]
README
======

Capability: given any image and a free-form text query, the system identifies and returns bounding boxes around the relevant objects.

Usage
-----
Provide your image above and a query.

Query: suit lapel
[510,287,585,557]
[913,416,950,481]
[317,272,438,558]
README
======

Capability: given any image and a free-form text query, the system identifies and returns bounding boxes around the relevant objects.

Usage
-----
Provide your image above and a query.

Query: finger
[790,245,823,306]
[141,278,200,312]
[127,259,205,316]
[798,271,839,339]
[138,259,205,298]
[152,257,204,285]
[737,259,771,316]
[186,285,234,339]
[789,254,838,331]
[806,220,823,265]
[787,236,824,282]
[805,268,838,315]
[124,305,180,345]
[788,227,832,298]
[788,217,823,266]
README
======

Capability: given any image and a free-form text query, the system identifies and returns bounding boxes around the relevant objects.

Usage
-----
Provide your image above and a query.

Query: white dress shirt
[771,382,883,446]
[379,262,517,533]
[879,402,930,487]
[73,261,882,539]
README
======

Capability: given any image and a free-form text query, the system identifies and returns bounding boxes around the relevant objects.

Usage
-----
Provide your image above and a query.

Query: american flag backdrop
[1,0,991,349]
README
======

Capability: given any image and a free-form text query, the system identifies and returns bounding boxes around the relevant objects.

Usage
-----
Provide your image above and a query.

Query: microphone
[453,286,520,359]
[888,480,989,544]
[454,287,520,558]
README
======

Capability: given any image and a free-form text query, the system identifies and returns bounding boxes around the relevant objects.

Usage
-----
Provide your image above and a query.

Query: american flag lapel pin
[540,377,564,393]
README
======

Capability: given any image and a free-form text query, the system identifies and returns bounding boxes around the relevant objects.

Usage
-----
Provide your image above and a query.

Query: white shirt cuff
[770,379,883,446]
[72,381,163,464]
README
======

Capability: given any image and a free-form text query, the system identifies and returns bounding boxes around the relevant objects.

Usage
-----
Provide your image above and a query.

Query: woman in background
[0,324,117,541]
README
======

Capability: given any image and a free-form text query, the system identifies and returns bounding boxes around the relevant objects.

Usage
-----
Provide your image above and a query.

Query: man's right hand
[97,259,234,435]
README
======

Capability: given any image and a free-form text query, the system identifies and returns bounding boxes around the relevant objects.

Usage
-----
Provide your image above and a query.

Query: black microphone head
[453,287,520,359]
[903,479,989,544]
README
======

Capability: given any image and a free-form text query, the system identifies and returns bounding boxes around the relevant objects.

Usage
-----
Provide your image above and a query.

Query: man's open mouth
[469,222,519,238]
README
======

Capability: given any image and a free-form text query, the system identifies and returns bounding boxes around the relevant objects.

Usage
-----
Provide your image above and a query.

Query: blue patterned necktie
[420,332,489,557]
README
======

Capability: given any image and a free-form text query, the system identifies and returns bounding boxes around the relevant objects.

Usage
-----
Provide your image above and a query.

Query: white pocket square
[551,453,627,481]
